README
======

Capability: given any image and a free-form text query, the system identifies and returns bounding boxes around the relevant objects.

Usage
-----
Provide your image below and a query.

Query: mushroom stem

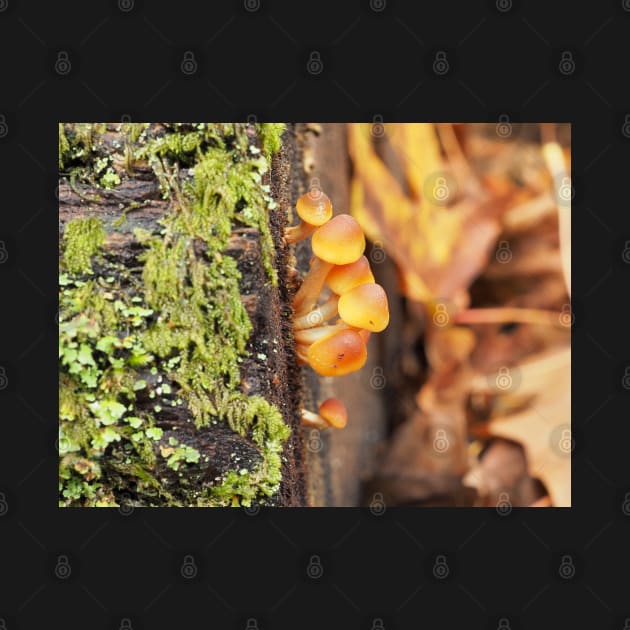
[292,257,333,316]
[293,295,339,330]
[300,408,329,430]
[294,322,350,346]
[284,221,317,244]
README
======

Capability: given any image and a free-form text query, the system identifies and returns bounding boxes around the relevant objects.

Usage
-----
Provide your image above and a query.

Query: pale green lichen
[59,123,289,508]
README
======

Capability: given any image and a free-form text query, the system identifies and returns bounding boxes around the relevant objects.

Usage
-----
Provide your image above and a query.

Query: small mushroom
[338,282,390,332]
[284,189,333,244]
[326,256,375,295]
[293,214,366,316]
[306,328,367,376]
[301,398,348,430]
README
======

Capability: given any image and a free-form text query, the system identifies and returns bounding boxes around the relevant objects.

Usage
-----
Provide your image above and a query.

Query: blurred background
[299,122,571,508]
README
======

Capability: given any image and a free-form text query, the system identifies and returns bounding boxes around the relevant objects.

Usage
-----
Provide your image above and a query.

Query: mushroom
[293,256,376,331]
[284,189,333,244]
[306,328,367,376]
[326,256,375,295]
[338,283,390,332]
[293,214,366,316]
[301,398,348,430]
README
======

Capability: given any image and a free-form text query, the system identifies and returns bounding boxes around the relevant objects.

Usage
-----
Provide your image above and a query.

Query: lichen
[59,123,289,507]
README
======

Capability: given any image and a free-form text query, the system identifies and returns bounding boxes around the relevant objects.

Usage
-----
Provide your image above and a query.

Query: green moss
[59,123,289,507]
[59,123,122,190]
[62,217,106,275]
[59,123,70,169]
[257,123,286,159]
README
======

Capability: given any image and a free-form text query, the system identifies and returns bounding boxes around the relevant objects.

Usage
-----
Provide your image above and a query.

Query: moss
[59,123,70,169]
[59,123,122,190]
[257,123,286,159]
[62,217,106,275]
[59,123,289,507]
[122,122,149,144]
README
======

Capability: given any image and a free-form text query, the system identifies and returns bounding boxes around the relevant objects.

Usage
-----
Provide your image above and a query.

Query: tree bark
[58,123,307,507]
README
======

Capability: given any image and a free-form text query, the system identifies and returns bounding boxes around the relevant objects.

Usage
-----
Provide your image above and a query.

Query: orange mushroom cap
[318,398,347,429]
[296,190,333,227]
[311,214,366,265]
[307,329,367,376]
[326,256,375,295]
[338,283,390,332]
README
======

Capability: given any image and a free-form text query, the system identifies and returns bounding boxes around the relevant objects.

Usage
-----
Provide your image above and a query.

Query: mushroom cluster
[286,187,390,430]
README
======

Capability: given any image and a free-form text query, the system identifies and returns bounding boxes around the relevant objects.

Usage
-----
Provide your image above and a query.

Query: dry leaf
[471,347,571,506]
[348,123,508,303]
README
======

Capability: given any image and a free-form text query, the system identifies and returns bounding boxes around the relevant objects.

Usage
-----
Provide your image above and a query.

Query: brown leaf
[471,347,571,506]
